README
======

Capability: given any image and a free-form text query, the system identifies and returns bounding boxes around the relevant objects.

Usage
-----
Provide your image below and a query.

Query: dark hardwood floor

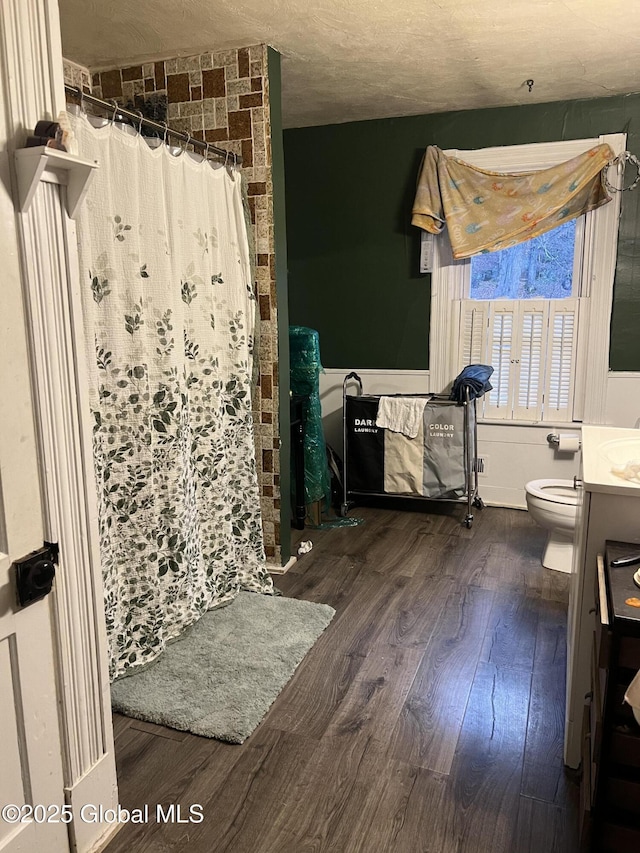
[105,503,579,853]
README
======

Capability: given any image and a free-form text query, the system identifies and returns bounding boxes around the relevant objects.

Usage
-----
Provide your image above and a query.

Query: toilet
[524,479,580,573]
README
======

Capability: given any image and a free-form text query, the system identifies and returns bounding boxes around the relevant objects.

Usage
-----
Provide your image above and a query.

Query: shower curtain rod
[64,85,242,166]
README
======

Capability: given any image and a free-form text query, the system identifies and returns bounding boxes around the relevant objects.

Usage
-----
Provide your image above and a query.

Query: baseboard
[86,821,122,853]
[476,484,527,510]
[480,499,527,510]
[267,555,297,575]
[66,752,118,853]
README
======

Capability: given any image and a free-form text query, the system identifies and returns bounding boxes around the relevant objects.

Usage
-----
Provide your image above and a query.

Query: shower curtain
[69,113,273,680]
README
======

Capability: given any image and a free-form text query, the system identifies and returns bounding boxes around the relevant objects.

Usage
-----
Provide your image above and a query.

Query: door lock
[13,542,58,607]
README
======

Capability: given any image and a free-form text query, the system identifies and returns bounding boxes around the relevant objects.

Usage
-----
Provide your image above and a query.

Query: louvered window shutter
[484,302,515,419]
[513,300,547,421]
[455,298,579,422]
[455,301,487,372]
[543,299,579,422]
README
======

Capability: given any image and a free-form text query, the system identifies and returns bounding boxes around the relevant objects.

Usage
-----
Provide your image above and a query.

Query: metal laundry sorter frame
[340,372,484,527]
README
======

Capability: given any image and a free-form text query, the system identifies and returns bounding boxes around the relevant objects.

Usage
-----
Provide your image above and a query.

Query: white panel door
[0,71,68,853]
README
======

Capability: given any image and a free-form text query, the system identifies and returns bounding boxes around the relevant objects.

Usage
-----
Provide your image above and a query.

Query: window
[428,135,625,425]
[457,220,583,422]
[469,219,577,300]
[456,297,582,422]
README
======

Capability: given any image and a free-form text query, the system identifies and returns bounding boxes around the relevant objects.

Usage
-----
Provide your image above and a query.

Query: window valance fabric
[411,143,614,259]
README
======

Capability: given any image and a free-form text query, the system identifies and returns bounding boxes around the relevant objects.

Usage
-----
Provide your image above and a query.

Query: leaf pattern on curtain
[69,113,273,680]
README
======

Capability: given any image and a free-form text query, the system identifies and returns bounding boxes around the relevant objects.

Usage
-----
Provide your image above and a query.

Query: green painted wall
[267,47,291,563]
[284,94,640,371]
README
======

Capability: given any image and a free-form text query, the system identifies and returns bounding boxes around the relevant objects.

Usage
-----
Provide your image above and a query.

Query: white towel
[384,416,425,493]
[376,396,427,439]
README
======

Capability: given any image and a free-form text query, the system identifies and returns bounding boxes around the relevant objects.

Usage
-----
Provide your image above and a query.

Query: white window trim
[429,133,626,425]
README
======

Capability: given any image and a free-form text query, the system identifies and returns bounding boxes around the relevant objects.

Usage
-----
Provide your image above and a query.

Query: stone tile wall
[63,58,91,92]
[63,47,281,564]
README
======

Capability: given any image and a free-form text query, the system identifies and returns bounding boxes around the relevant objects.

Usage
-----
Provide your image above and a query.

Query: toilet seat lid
[526,478,578,505]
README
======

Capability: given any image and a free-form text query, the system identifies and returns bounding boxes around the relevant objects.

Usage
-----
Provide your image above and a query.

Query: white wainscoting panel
[606,373,640,428]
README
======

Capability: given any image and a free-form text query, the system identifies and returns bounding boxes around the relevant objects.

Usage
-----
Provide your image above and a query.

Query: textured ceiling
[59,0,640,128]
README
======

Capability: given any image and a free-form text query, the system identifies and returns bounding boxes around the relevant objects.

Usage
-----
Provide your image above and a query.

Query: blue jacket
[450,364,494,402]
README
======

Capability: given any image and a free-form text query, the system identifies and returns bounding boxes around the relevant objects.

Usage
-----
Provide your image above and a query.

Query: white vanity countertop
[582,424,640,496]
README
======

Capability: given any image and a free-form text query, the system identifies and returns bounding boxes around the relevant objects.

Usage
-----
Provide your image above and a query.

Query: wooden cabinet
[582,541,640,851]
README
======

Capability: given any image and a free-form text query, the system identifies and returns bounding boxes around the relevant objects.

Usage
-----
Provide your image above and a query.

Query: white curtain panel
[69,113,273,680]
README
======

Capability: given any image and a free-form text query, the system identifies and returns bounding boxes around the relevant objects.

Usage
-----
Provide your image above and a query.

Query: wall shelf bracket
[14,146,98,219]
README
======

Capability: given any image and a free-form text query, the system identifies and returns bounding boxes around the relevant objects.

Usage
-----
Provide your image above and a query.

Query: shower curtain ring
[134,109,144,135]
[181,132,191,155]
[160,121,168,146]
[79,87,85,112]
[110,99,119,123]
[224,149,229,168]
